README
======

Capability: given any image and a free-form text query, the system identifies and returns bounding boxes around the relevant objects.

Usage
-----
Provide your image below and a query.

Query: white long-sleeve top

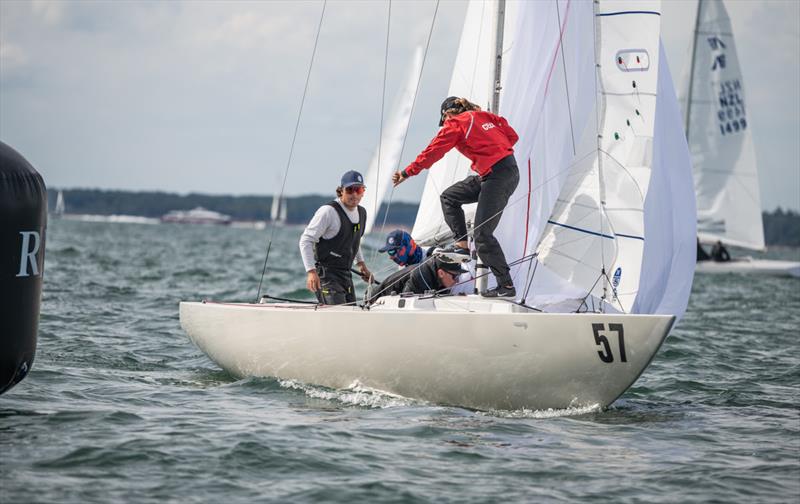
[299,199,365,272]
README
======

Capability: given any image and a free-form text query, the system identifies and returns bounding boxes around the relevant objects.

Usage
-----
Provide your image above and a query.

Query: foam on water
[278,379,421,409]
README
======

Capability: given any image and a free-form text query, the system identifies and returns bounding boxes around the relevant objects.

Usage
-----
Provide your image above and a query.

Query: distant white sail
[54,190,65,216]
[361,47,424,235]
[681,0,764,250]
[270,193,280,222]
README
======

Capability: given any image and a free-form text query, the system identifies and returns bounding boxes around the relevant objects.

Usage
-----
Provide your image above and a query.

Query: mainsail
[409,0,695,318]
[681,0,764,250]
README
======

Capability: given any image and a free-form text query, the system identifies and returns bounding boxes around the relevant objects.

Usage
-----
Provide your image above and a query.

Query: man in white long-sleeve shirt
[299,170,372,305]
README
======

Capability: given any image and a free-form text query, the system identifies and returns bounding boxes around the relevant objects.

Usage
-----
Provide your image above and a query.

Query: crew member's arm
[299,206,339,292]
[393,122,462,186]
[353,246,372,283]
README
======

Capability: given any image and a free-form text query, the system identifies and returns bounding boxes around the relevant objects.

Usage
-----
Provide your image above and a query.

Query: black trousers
[440,154,520,286]
[315,266,355,305]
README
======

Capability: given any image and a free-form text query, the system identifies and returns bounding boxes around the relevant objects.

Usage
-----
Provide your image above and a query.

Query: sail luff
[684,0,703,138]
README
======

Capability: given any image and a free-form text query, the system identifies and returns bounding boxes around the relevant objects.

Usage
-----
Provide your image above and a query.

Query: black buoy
[0,141,46,395]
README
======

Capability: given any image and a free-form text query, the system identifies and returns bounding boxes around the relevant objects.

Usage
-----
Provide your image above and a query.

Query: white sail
[361,47,424,235]
[411,0,508,245]
[632,42,697,317]
[269,193,281,222]
[530,1,662,313]
[278,198,287,223]
[54,190,65,216]
[494,0,597,295]
[681,0,764,250]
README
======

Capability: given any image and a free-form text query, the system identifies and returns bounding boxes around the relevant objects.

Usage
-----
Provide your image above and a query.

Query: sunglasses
[443,270,460,280]
[345,185,365,195]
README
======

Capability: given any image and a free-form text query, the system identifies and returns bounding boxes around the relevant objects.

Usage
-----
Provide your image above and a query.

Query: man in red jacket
[392,96,520,298]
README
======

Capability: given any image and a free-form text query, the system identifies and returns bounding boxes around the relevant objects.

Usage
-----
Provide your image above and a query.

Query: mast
[491,0,506,113]
[684,0,703,138]
[476,0,506,294]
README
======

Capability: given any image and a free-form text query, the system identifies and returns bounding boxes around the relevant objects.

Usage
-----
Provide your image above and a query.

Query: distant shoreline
[47,188,800,246]
[48,188,420,228]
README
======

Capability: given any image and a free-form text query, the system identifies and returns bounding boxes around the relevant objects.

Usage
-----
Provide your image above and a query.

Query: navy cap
[435,258,463,274]
[378,229,409,252]
[340,170,365,188]
[439,96,460,126]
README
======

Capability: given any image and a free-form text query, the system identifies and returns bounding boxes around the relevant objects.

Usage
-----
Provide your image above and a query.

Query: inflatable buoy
[0,141,46,395]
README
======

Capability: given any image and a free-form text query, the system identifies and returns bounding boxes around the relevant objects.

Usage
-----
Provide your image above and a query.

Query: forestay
[680,0,764,250]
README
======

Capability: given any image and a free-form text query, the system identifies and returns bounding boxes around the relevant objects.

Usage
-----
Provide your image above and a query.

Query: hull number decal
[591,323,627,363]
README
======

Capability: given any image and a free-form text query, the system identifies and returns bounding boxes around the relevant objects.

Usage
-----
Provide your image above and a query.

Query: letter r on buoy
[16,231,41,277]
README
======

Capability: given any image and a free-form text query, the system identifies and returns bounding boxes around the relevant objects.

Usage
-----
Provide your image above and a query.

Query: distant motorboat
[161,207,231,225]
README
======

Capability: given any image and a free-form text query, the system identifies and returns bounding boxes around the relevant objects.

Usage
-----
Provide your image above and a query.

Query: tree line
[49,188,419,227]
[49,188,800,246]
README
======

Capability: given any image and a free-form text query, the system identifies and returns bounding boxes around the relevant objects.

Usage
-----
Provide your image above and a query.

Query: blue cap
[340,170,365,188]
[378,229,409,252]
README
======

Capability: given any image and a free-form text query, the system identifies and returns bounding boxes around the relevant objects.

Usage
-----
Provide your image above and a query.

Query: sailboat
[361,47,424,235]
[54,190,65,218]
[180,0,696,411]
[269,193,287,226]
[681,0,800,277]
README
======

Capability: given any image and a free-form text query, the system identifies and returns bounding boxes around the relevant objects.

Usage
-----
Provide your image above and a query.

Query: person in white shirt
[299,170,372,304]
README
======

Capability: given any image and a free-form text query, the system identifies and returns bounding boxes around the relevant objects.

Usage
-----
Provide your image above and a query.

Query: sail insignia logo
[612,267,622,289]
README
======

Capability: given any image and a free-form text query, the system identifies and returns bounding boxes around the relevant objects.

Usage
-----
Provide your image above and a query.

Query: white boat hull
[180,296,674,411]
[695,258,800,277]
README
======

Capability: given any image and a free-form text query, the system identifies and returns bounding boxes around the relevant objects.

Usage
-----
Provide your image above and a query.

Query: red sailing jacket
[404,110,518,178]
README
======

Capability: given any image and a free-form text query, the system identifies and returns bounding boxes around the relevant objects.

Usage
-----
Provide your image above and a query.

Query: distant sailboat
[270,194,287,225]
[361,46,424,235]
[681,0,799,277]
[54,190,65,217]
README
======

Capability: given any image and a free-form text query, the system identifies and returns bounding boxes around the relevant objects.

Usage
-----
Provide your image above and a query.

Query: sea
[2,218,798,503]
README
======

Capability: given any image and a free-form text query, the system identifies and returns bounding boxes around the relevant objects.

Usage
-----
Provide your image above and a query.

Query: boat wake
[278,379,423,409]
[486,403,602,419]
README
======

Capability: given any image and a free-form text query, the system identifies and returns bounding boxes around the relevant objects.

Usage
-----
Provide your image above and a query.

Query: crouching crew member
[368,258,463,304]
[299,170,372,304]
[378,229,435,267]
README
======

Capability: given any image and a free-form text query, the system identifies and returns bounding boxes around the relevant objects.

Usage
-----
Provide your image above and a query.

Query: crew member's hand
[357,262,372,283]
[306,270,321,293]
[392,170,408,187]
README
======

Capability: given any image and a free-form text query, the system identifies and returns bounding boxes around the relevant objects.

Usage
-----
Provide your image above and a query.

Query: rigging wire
[372,0,441,247]
[371,0,392,251]
[256,0,327,303]
[590,0,609,311]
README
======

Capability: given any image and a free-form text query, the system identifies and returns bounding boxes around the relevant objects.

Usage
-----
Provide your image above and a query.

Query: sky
[1,0,798,211]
